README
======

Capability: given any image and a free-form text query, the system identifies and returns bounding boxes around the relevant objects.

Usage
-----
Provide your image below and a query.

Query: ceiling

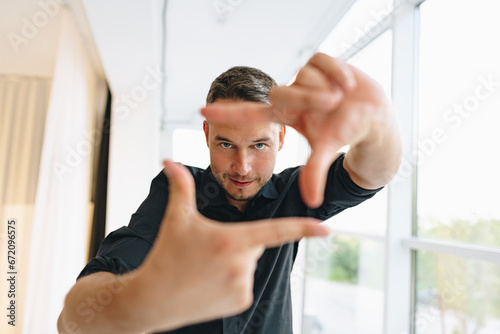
[161,0,355,124]
[81,0,356,125]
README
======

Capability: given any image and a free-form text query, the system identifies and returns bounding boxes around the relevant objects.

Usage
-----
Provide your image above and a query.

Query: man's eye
[221,143,232,149]
[255,143,266,149]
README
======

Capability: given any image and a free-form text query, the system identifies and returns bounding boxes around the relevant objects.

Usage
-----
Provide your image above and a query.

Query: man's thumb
[299,148,336,208]
[162,160,197,215]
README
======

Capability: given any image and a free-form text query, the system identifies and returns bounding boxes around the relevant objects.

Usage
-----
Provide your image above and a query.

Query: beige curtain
[0,75,51,208]
[0,75,51,334]
[20,9,106,334]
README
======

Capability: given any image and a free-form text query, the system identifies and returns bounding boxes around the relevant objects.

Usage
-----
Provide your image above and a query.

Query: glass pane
[274,127,307,173]
[347,29,392,98]
[319,0,394,57]
[324,30,392,236]
[416,0,500,247]
[415,251,500,334]
[303,236,385,334]
[173,128,210,168]
[329,188,388,236]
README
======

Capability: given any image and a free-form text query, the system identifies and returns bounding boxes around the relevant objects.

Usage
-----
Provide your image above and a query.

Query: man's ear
[203,121,210,148]
[278,125,286,151]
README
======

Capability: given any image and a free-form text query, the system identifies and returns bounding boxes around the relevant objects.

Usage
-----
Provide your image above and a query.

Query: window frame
[327,1,500,333]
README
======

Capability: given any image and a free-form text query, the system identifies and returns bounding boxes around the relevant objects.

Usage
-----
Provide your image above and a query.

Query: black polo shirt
[78,153,381,334]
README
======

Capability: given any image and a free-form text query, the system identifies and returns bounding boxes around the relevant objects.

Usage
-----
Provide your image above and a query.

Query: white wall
[82,0,163,233]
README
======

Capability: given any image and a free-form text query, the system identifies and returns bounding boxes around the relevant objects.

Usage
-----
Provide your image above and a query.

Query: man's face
[203,101,285,211]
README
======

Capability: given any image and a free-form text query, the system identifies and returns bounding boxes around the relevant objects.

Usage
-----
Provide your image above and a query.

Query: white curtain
[0,75,51,334]
[22,9,105,334]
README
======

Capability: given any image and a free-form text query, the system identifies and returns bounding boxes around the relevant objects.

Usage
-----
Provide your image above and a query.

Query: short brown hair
[206,66,277,104]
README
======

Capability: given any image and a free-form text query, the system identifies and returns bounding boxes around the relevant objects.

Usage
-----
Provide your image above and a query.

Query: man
[58,53,401,333]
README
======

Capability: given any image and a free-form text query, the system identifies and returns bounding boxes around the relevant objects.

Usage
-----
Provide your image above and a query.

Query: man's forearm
[57,271,158,334]
[344,105,402,190]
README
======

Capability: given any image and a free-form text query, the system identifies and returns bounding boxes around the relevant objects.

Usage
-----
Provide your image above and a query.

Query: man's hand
[57,160,328,334]
[201,53,401,208]
[135,160,329,332]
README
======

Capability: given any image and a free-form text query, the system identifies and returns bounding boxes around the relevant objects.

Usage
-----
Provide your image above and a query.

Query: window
[416,0,500,248]
[303,1,500,333]
[416,252,500,333]
[413,0,500,332]
[172,128,210,168]
[319,0,394,58]
[303,236,385,334]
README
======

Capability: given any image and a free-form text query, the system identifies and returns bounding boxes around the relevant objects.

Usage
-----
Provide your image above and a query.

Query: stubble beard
[213,172,269,202]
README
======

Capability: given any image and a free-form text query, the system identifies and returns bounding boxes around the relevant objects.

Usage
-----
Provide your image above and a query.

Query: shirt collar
[257,176,279,199]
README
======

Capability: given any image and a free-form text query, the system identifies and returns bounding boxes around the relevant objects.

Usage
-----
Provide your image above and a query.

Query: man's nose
[232,151,251,176]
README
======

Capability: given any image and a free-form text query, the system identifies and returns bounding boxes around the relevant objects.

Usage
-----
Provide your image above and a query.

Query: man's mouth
[229,179,254,188]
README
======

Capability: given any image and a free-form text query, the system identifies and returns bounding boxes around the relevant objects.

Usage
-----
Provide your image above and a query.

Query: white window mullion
[292,134,311,334]
[403,237,500,265]
[384,0,420,333]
